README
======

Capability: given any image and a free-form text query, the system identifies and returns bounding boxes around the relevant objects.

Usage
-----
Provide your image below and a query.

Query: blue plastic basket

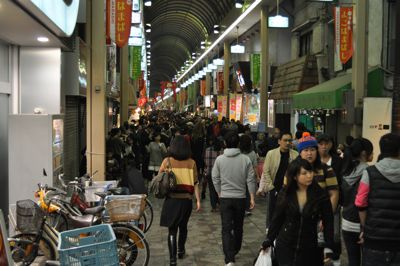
[58,224,119,266]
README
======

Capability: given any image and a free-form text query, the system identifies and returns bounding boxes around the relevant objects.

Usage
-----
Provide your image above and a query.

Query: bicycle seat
[84,206,105,215]
[94,192,107,199]
[68,214,100,228]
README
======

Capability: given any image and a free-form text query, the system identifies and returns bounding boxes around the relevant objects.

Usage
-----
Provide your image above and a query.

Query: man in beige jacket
[257,131,298,229]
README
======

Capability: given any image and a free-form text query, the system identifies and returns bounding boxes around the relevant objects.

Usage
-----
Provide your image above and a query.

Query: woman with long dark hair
[159,135,201,265]
[341,138,373,266]
[261,158,334,265]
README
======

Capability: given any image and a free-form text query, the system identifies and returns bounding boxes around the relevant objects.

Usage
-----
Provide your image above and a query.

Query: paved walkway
[146,194,270,266]
[146,193,349,266]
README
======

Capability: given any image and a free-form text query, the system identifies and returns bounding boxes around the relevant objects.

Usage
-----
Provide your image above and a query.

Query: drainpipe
[392,0,400,134]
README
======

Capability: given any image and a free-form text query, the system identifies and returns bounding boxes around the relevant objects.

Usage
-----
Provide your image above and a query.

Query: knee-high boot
[168,234,177,265]
[178,228,187,259]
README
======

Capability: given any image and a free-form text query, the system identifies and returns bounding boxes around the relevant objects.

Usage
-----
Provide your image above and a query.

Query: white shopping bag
[254,249,272,266]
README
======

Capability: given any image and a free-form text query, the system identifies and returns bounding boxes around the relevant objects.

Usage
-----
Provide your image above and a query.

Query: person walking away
[317,134,343,265]
[257,131,298,230]
[204,137,223,212]
[212,132,256,266]
[147,132,167,179]
[341,138,373,266]
[355,133,400,266]
[240,134,259,216]
[261,158,335,266]
[159,135,201,265]
[191,121,206,199]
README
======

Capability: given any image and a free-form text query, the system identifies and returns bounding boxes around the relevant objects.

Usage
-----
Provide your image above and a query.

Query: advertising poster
[243,93,260,125]
[251,54,261,87]
[217,95,227,121]
[106,0,133,47]
[217,71,224,94]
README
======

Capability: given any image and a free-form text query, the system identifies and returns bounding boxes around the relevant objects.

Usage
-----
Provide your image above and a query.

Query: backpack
[149,158,177,199]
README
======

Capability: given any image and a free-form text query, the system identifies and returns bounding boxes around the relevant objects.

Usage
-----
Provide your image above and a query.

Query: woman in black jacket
[262,158,334,266]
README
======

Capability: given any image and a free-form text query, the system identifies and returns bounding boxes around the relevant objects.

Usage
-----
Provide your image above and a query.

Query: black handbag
[149,157,177,199]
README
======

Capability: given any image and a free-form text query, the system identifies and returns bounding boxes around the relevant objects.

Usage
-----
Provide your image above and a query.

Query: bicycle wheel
[112,224,150,266]
[9,233,56,265]
[47,212,69,232]
[138,198,153,233]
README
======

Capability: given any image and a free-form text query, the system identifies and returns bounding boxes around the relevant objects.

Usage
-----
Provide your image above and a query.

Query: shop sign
[129,46,142,80]
[334,7,353,64]
[107,0,133,47]
[251,54,261,86]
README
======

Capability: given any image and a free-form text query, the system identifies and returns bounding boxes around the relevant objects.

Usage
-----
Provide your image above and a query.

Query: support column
[87,0,106,181]
[206,71,211,96]
[351,0,368,137]
[223,41,231,95]
[120,45,130,123]
[392,0,400,134]
[260,5,269,126]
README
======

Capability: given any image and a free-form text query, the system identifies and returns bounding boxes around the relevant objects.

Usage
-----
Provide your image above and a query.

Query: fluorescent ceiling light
[208,63,217,70]
[144,0,152,7]
[213,58,224,66]
[235,0,244,9]
[268,15,289,28]
[177,0,263,83]
[37,36,49,43]
[230,44,245,54]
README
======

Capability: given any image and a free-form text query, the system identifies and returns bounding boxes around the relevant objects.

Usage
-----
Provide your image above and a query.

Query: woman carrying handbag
[158,135,201,265]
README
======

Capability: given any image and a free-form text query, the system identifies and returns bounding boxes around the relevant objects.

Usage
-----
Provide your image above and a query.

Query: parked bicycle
[9,187,150,265]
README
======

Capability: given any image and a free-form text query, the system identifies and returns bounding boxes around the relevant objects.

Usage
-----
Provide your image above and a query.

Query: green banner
[251,53,261,86]
[129,46,142,80]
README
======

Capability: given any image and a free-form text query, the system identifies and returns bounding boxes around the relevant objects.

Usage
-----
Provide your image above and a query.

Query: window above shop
[299,31,312,57]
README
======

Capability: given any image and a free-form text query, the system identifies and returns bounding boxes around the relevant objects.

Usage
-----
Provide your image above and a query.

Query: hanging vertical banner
[229,94,236,121]
[217,71,224,94]
[236,94,242,122]
[129,46,142,80]
[250,54,261,87]
[106,0,133,47]
[334,7,353,64]
[217,95,228,121]
[200,80,206,96]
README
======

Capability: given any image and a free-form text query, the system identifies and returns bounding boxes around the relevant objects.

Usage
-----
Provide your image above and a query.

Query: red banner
[200,80,206,96]
[106,0,132,47]
[334,7,353,64]
[217,71,224,94]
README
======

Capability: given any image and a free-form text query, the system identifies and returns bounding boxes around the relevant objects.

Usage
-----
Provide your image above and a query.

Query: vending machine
[9,114,64,206]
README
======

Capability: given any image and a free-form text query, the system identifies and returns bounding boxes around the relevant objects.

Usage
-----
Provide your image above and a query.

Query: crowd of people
[104,110,400,266]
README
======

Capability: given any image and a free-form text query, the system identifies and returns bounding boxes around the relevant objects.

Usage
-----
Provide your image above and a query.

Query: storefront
[293,67,385,143]
[0,0,79,218]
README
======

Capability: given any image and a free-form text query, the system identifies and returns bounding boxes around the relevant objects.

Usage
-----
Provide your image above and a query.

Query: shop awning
[293,67,383,109]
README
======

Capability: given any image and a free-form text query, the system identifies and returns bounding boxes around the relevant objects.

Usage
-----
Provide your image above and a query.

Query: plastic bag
[254,249,272,266]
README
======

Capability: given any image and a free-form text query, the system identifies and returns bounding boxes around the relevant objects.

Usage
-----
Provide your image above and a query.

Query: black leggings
[342,230,361,266]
